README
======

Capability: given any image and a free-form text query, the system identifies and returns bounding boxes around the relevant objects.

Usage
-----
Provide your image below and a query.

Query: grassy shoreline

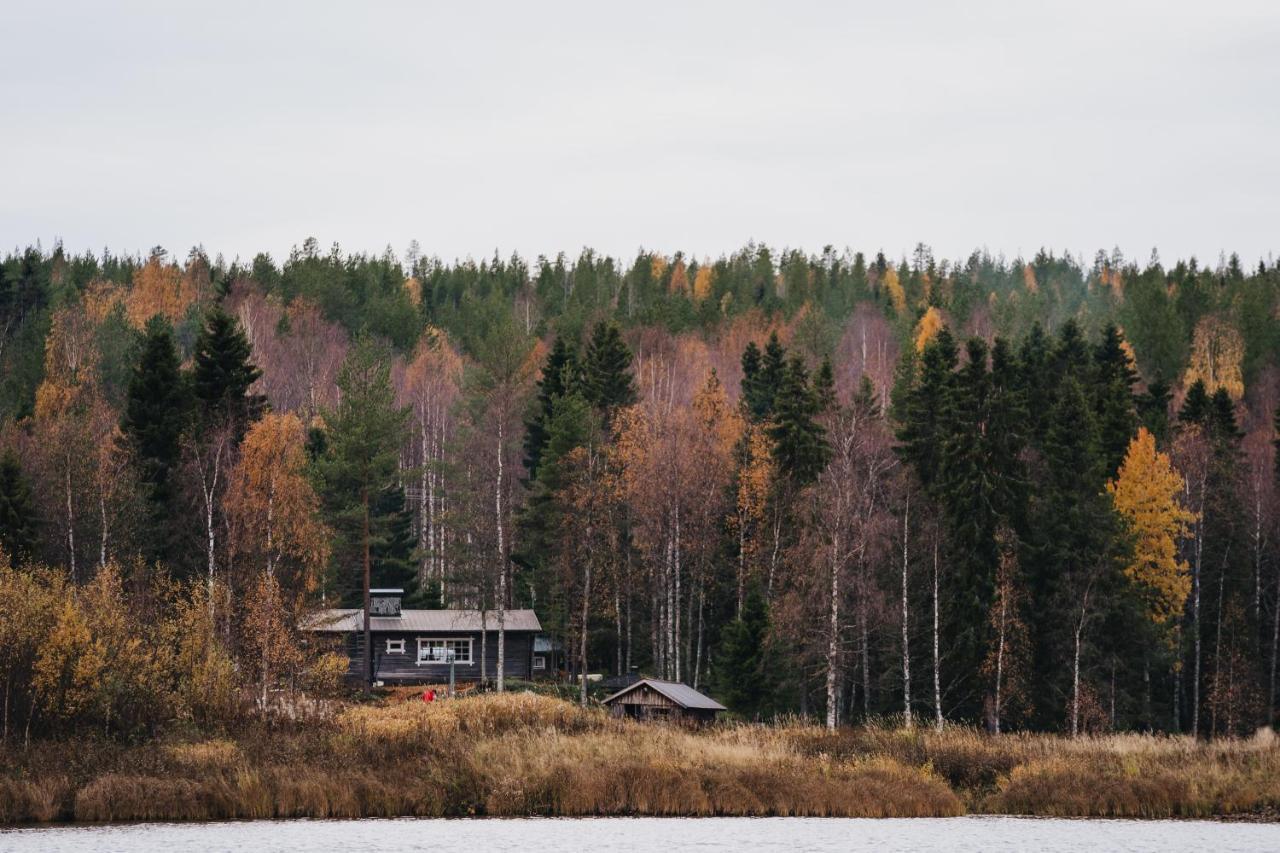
[3,694,1278,825]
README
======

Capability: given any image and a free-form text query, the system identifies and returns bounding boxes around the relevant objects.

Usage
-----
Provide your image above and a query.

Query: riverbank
[2,694,1278,824]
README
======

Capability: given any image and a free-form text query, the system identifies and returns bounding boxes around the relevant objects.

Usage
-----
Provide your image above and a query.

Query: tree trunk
[694,585,705,690]
[933,537,943,731]
[1071,583,1093,738]
[496,425,506,693]
[900,496,912,728]
[580,560,591,707]
[1191,483,1204,737]
[1271,568,1280,726]
[1072,619,1083,737]
[98,487,108,570]
[994,582,1007,735]
[614,589,623,676]
[1192,541,1202,736]
[64,460,76,584]
[860,595,870,719]
[362,489,372,688]
[826,531,840,730]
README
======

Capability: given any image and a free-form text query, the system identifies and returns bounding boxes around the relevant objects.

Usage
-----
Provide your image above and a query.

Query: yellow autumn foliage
[914,306,946,352]
[884,267,906,315]
[692,266,714,302]
[1107,428,1196,629]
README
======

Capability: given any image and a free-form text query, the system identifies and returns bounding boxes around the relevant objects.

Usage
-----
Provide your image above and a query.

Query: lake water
[2,816,1278,853]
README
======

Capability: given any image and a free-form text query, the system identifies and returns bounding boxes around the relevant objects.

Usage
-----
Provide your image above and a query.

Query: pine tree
[582,322,637,420]
[0,452,38,564]
[191,307,265,438]
[313,336,409,682]
[1093,325,1139,477]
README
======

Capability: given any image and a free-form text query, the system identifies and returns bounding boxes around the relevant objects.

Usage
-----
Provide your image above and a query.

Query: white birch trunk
[900,494,912,728]
[495,422,506,693]
[826,532,840,730]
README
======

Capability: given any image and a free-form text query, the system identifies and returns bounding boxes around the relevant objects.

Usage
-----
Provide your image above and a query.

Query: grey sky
[3,1,1277,267]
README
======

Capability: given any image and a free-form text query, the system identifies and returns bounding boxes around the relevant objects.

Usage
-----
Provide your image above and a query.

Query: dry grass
[2,694,1277,824]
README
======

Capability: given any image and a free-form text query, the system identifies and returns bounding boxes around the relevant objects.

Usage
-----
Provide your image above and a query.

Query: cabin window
[533,655,546,671]
[417,638,472,665]
[385,639,405,654]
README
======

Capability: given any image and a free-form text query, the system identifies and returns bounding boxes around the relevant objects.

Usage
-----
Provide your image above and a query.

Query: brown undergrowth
[2,695,1276,823]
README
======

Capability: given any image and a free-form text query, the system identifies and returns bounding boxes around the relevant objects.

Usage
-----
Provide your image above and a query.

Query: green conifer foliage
[582,322,637,418]
[313,336,410,613]
[897,328,958,491]
[0,452,39,564]
[191,307,265,437]
[714,585,773,717]
[120,316,191,561]
[767,355,830,486]
[523,334,579,482]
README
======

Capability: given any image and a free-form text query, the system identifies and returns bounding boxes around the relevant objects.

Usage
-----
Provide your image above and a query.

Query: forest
[1,237,1278,741]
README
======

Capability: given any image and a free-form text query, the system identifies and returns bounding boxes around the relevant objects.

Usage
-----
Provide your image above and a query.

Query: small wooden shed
[602,678,726,725]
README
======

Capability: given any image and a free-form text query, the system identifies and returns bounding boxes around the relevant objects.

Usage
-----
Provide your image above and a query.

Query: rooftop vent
[370,588,403,617]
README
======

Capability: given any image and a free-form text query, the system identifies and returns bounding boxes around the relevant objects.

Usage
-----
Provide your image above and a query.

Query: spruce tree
[813,356,836,414]
[937,337,1001,711]
[1137,376,1172,445]
[513,391,596,644]
[0,452,38,564]
[120,316,191,560]
[758,332,786,417]
[523,334,579,482]
[1178,379,1212,426]
[1093,325,1139,478]
[1017,322,1052,443]
[740,340,765,420]
[191,307,265,438]
[1027,376,1121,727]
[370,484,422,603]
[767,355,830,486]
[714,585,773,717]
[582,321,637,419]
[897,328,958,491]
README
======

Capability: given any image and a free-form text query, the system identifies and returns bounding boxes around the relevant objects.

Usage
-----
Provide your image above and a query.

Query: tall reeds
[2,694,1277,824]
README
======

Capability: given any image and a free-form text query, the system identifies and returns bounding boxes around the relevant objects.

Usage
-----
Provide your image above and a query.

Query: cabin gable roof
[602,678,726,711]
[306,608,542,633]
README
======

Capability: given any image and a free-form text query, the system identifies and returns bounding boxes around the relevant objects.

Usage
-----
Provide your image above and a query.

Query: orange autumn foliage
[126,255,198,328]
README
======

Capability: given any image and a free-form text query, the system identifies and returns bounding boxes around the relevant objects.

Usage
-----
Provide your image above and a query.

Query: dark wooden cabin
[307,589,543,685]
[602,678,726,725]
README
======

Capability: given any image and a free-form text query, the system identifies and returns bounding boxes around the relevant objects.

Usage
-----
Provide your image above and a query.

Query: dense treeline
[1,238,1278,740]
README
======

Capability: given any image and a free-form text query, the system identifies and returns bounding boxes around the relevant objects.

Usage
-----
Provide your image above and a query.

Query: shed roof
[306,609,541,633]
[602,678,727,711]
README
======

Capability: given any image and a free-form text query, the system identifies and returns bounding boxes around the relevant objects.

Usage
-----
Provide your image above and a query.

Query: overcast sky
[3,1,1277,267]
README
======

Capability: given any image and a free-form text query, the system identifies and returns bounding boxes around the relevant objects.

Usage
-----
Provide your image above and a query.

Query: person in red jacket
[422,688,436,703]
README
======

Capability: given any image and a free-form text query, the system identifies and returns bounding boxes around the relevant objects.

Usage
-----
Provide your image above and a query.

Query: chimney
[369,588,403,617]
